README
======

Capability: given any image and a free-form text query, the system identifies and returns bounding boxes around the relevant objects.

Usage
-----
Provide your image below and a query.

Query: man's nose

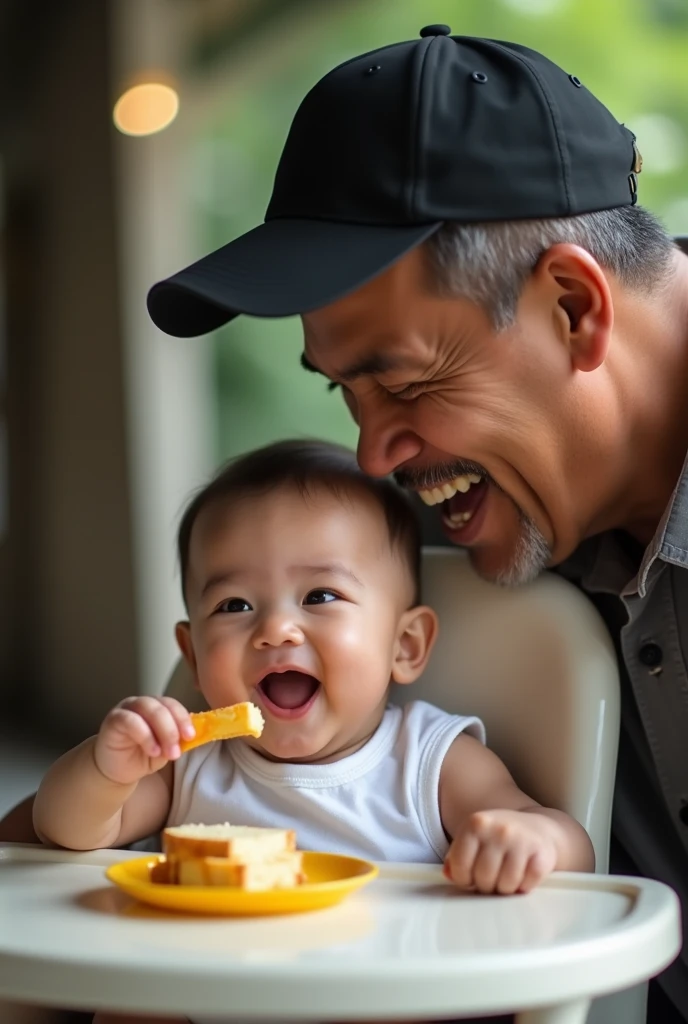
[356,402,423,477]
[252,608,305,649]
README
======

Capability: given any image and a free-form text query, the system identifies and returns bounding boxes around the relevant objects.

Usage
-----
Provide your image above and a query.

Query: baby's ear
[391,605,438,685]
[174,621,201,690]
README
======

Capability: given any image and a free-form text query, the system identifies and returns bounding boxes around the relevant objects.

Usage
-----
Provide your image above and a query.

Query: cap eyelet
[470,71,488,84]
[569,74,582,87]
[365,65,381,76]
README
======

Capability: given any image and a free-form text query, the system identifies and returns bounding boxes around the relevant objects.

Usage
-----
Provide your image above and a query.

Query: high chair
[164,552,647,1024]
[0,544,671,1024]
[163,545,647,1024]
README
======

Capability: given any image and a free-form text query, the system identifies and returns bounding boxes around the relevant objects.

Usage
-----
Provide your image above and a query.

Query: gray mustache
[394,460,494,491]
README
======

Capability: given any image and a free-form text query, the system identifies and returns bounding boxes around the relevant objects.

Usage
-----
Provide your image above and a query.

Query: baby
[34,439,594,1024]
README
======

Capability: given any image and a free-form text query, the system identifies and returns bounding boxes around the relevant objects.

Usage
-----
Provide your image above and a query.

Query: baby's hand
[93,696,196,786]
[444,808,559,895]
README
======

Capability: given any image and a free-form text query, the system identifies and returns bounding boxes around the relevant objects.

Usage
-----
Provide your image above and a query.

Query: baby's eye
[215,597,252,614]
[304,589,338,605]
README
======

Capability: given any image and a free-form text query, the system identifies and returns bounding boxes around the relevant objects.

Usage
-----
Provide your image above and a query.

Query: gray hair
[424,205,677,330]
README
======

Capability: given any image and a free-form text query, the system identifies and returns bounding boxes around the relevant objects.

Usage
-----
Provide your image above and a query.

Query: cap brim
[146,218,441,338]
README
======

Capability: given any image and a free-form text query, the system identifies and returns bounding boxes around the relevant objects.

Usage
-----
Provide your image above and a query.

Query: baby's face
[179,483,422,763]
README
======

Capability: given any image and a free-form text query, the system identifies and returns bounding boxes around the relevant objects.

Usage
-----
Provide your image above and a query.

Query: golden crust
[149,849,305,890]
[176,852,304,889]
[149,858,174,884]
[179,702,264,753]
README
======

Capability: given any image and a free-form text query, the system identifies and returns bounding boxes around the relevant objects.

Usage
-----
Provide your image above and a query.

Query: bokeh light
[113,82,179,137]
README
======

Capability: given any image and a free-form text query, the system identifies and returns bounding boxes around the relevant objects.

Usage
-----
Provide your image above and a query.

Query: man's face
[302,245,599,585]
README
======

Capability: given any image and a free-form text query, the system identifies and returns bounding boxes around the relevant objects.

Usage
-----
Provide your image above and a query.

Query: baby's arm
[33,696,195,851]
[439,733,595,894]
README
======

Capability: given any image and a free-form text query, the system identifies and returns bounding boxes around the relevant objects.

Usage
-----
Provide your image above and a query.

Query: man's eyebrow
[300,351,404,384]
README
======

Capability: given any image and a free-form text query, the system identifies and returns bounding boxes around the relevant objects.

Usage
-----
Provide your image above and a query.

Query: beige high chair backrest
[402,547,621,871]
[164,546,635,1024]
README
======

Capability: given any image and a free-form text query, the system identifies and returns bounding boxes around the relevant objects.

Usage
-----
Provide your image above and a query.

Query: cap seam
[325,39,408,77]
[489,41,572,213]
[408,38,434,221]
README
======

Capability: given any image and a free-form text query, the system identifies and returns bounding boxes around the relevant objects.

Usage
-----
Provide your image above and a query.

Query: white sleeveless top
[168,700,485,863]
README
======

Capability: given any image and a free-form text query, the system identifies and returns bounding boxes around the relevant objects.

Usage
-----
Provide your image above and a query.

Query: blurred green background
[186,0,688,461]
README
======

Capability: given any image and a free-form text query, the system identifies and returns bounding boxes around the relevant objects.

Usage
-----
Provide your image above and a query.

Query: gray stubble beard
[486,511,551,587]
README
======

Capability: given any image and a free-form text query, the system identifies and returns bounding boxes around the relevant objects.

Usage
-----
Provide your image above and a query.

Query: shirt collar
[636,445,688,592]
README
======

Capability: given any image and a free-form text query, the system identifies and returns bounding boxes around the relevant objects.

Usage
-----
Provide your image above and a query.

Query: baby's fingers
[519,848,557,893]
[444,832,480,889]
[106,705,165,758]
[495,848,530,895]
[116,697,184,759]
[471,843,508,894]
[157,696,196,746]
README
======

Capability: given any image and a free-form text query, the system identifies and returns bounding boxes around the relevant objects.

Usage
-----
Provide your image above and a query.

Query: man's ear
[535,243,614,372]
[391,605,439,685]
[175,621,201,690]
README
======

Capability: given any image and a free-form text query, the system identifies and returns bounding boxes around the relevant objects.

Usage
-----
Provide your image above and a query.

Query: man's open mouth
[417,473,488,531]
[256,671,321,717]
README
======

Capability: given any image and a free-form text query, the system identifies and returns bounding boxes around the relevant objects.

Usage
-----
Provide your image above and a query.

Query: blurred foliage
[187,0,688,461]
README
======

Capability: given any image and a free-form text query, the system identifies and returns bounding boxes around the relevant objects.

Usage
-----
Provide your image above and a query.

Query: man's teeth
[418,473,482,507]
[443,510,475,528]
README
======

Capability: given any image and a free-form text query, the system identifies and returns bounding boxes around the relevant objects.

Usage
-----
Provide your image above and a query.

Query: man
[2,23,686,1023]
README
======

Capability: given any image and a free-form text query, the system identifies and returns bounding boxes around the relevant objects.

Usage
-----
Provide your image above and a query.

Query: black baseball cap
[147,25,641,338]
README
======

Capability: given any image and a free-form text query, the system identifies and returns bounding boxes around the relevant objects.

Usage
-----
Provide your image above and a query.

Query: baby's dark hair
[177,439,422,606]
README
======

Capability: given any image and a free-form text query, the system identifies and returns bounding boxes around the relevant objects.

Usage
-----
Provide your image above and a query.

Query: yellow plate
[105,852,378,916]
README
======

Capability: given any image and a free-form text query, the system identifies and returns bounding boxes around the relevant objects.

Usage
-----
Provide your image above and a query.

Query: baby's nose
[252,610,305,648]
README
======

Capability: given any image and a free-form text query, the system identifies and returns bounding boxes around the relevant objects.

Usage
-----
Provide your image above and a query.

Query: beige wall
[110,0,214,705]
[0,0,215,744]
[1,0,139,743]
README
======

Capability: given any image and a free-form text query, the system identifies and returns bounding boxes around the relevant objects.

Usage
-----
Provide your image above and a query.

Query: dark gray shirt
[559,489,688,1012]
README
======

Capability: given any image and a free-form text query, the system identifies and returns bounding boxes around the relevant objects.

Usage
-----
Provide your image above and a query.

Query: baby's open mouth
[257,671,320,711]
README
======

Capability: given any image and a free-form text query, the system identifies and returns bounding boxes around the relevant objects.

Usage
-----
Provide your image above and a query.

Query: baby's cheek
[200,646,243,693]
[329,619,373,655]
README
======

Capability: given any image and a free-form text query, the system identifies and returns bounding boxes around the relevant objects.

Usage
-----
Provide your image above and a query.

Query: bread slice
[162,822,296,862]
[149,857,174,884]
[179,702,264,753]
[175,852,304,890]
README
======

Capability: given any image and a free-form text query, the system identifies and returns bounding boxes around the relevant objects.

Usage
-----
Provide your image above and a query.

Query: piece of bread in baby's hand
[162,822,296,861]
[179,702,264,753]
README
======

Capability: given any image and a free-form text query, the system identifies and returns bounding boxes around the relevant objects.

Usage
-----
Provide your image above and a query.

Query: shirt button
[639,642,663,668]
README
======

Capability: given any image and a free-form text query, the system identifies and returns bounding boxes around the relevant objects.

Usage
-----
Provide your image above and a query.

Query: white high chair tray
[0,844,680,1022]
